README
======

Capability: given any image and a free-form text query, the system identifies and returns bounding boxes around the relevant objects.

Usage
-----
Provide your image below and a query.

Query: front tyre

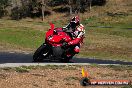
[33,44,50,62]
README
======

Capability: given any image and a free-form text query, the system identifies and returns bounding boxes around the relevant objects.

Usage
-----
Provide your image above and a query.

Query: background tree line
[0,0,106,20]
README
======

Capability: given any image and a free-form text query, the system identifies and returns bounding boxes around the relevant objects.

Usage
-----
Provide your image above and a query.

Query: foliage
[15,67,30,73]
[0,0,11,18]
[10,0,52,20]
[0,0,107,19]
[10,6,30,20]
[0,0,10,8]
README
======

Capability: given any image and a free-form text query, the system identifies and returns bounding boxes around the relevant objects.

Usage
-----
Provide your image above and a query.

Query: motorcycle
[33,23,83,62]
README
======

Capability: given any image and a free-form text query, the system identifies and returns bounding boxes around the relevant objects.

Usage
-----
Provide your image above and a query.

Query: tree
[41,0,52,21]
[28,0,51,20]
[68,0,73,15]
[67,0,90,14]
[41,0,45,21]
[0,0,11,18]
[0,0,10,10]
[10,0,31,20]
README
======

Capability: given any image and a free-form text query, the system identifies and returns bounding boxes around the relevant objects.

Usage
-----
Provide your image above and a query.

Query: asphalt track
[0,52,132,66]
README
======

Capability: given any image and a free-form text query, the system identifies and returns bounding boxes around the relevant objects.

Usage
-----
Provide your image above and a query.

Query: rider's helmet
[70,16,80,31]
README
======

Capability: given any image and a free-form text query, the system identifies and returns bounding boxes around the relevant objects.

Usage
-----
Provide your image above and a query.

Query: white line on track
[9,52,15,54]
[0,63,130,67]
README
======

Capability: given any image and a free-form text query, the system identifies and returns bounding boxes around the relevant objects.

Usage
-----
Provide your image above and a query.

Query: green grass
[82,14,132,61]
[15,67,30,73]
[82,14,132,28]
[0,27,45,49]
[88,27,132,38]
[79,31,132,61]
[121,85,132,88]
[14,66,38,73]
[0,16,132,62]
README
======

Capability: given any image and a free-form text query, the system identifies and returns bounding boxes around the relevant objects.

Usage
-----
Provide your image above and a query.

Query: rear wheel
[60,55,74,63]
[60,48,75,63]
[33,44,50,62]
[60,58,70,62]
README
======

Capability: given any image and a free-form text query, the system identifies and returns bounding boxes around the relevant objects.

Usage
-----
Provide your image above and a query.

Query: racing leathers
[63,24,85,53]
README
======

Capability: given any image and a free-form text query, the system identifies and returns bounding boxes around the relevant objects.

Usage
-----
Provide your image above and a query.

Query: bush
[92,0,107,6]
[0,0,11,18]
[0,8,5,18]
[10,6,30,20]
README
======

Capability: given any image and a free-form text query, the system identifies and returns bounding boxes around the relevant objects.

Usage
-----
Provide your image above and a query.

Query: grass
[15,66,31,73]
[43,65,66,70]
[62,66,77,70]
[121,85,132,88]
[0,27,45,50]
[80,8,132,62]
[2,67,12,71]
[0,18,132,61]
[0,65,131,88]
[107,65,132,71]
[63,76,79,81]
[79,32,132,61]
[0,0,132,61]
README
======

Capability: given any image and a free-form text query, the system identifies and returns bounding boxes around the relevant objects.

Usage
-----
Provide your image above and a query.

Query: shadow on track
[0,52,132,65]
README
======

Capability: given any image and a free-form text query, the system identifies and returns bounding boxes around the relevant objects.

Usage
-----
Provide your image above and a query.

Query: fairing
[45,23,72,46]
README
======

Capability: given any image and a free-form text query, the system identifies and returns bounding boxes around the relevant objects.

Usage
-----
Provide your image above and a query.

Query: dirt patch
[0,65,131,88]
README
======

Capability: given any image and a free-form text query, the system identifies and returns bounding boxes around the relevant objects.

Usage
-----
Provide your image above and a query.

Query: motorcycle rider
[63,16,85,54]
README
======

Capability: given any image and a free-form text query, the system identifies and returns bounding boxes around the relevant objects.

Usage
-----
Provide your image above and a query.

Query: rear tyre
[33,44,50,62]
[60,55,74,63]
[60,58,71,63]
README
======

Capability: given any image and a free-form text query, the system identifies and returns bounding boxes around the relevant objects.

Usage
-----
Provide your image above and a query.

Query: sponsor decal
[80,68,131,86]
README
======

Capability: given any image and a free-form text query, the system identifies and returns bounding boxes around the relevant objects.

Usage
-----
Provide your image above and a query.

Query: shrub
[0,0,11,18]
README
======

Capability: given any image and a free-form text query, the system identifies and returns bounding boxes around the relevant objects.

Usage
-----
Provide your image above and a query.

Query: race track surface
[0,52,132,65]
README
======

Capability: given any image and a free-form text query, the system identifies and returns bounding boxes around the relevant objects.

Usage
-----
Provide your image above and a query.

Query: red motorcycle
[33,23,83,62]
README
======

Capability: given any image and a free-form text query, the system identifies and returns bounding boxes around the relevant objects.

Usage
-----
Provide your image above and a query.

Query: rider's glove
[62,27,68,32]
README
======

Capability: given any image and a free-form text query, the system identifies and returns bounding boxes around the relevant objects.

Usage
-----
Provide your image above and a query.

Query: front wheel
[33,44,50,62]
